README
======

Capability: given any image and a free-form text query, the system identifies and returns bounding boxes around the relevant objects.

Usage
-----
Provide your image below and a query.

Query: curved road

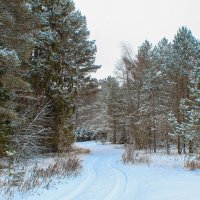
[27,142,200,200]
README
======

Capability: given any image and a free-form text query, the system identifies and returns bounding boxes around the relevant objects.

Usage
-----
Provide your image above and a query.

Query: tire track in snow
[103,155,128,200]
[57,144,131,200]
[74,154,117,200]
[58,156,98,200]
[26,142,200,200]
[111,164,128,199]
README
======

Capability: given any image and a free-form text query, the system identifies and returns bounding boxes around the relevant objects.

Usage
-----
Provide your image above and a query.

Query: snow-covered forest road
[27,142,200,200]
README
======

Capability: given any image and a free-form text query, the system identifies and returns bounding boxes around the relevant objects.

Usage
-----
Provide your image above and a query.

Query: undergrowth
[0,153,82,200]
[122,144,150,165]
[184,154,200,170]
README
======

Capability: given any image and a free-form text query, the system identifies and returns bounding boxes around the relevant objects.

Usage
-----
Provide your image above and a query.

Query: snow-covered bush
[122,144,150,165]
[0,153,82,200]
[184,155,200,170]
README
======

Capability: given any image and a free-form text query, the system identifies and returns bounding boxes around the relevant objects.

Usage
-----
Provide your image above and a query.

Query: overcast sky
[75,0,200,79]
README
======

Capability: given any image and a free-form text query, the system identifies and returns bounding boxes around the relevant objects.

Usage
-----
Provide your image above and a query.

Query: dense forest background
[76,27,200,155]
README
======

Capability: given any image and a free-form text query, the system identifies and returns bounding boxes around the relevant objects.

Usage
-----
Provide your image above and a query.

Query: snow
[0,48,20,65]
[14,142,200,200]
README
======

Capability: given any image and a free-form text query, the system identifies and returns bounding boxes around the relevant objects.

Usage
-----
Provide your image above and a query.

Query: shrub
[1,153,82,200]
[184,155,200,170]
[122,144,150,165]
[73,147,91,155]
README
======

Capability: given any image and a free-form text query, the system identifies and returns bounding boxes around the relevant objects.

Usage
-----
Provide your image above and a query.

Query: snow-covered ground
[13,141,200,200]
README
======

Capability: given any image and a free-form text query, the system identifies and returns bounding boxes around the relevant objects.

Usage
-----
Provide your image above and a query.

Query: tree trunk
[152,91,156,153]
[166,139,170,155]
[178,136,182,155]
[113,114,117,144]
[189,140,194,154]
[176,75,182,155]
[153,130,156,153]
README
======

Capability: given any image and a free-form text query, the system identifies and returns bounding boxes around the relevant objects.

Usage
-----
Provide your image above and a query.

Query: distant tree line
[77,27,200,155]
[0,0,99,162]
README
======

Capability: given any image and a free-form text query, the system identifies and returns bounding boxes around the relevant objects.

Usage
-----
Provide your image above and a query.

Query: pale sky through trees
[75,0,200,79]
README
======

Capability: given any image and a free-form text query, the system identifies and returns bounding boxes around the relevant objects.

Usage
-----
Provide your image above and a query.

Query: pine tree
[169,27,200,154]
[152,38,174,154]
[105,77,122,144]
[0,0,38,157]
[170,62,200,153]
[27,0,99,151]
